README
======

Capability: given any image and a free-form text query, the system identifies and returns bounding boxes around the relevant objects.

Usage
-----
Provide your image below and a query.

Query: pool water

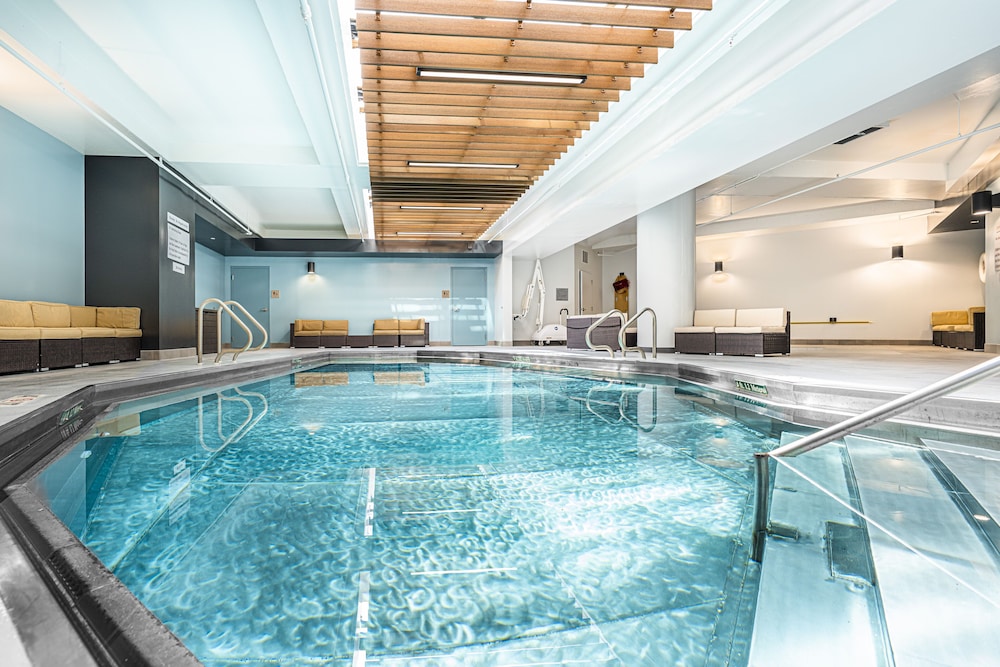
[35,362,775,666]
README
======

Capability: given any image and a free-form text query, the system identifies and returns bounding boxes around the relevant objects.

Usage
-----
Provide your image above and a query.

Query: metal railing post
[585,309,625,357]
[751,452,772,562]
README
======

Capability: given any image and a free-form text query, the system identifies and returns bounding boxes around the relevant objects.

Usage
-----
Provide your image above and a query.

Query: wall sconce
[714,261,724,273]
[891,245,903,260]
[306,261,316,274]
[972,190,1000,215]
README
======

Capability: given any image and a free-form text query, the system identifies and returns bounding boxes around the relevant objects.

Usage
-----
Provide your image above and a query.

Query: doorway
[451,267,488,346]
[230,266,270,348]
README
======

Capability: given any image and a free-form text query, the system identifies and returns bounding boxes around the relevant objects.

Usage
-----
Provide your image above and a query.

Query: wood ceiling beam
[363,91,609,113]
[371,165,545,176]
[367,103,599,123]
[369,141,571,155]
[357,33,659,63]
[368,114,590,130]
[363,64,631,91]
[361,50,644,78]
[363,79,620,101]
[367,133,575,147]
[371,151,558,164]
[567,0,712,9]
[356,15,674,49]
[367,122,583,139]
[355,0,692,31]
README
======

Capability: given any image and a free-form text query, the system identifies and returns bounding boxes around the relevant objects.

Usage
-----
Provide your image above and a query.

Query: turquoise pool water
[34,361,775,666]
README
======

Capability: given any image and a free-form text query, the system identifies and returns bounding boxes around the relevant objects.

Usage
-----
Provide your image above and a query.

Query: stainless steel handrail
[224,301,269,352]
[620,307,657,359]
[585,309,625,357]
[751,351,1000,562]
[197,297,254,364]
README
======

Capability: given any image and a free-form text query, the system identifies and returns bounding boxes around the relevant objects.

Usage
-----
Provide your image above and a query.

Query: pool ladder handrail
[198,388,269,453]
[620,307,657,359]
[574,383,658,432]
[197,298,268,365]
[751,350,1000,563]
[585,309,625,357]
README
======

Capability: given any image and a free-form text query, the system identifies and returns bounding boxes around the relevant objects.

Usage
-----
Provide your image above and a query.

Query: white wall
[0,107,84,304]
[601,247,637,317]
[211,255,497,345]
[697,217,985,342]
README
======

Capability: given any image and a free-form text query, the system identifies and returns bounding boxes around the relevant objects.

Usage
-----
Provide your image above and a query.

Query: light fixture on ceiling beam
[396,231,463,236]
[400,205,484,211]
[416,67,586,86]
[971,190,1000,215]
[407,161,518,169]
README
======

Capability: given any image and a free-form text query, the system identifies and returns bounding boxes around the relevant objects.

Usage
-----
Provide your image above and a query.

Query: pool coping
[0,348,998,665]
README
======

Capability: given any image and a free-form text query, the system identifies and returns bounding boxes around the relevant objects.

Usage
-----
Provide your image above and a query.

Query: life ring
[981,252,988,283]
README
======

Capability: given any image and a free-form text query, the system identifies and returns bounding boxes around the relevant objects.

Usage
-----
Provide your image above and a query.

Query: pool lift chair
[515,259,567,345]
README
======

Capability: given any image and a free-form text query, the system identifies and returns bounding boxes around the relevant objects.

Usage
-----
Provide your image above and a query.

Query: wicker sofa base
[674,332,716,354]
[116,337,141,362]
[83,338,118,364]
[0,340,40,374]
[321,334,347,348]
[715,332,790,356]
[40,339,82,369]
[373,334,399,347]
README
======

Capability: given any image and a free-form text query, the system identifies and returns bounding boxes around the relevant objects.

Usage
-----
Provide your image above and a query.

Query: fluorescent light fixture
[416,67,585,86]
[408,161,518,169]
[396,231,462,236]
[400,205,484,211]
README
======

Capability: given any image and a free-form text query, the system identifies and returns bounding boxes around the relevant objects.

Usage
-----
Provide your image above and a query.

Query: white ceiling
[3,0,1000,253]
[0,0,368,239]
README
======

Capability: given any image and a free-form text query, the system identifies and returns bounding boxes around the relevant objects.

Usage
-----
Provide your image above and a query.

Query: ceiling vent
[834,124,888,145]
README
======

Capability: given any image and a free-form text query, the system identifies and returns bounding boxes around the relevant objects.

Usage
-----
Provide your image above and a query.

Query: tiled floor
[0,343,998,665]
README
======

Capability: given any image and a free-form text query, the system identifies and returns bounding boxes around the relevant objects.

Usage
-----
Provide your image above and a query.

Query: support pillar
[636,190,696,351]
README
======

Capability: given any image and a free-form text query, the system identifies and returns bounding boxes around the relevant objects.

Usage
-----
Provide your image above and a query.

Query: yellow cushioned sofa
[372,318,428,347]
[291,319,349,348]
[0,299,142,374]
[931,307,985,350]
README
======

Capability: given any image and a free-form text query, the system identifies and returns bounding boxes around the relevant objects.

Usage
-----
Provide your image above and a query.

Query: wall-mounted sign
[166,212,190,266]
[172,262,185,275]
[271,290,281,299]
[441,289,451,298]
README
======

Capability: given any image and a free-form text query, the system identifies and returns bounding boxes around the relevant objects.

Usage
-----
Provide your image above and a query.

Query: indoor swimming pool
[31,361,777,666]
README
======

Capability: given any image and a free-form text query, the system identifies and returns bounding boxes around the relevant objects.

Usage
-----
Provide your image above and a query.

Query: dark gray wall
[158,178,196,349]
[85,156,197,351]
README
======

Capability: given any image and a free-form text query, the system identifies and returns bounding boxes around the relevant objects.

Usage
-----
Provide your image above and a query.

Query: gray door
[231,266,270,348]
[451,267,488,346]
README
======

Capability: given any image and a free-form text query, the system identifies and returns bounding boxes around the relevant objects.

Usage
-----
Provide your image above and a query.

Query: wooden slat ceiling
[356,0,713,240]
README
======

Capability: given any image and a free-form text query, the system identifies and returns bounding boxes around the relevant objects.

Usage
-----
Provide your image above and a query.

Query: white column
[987,208,999,354]
[493,252,514,346]
[636,190,696,351]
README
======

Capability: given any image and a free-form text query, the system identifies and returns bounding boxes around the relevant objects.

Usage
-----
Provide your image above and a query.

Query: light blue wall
[213,255,496,344]
[194,243,226,307]
[0,107,84,303]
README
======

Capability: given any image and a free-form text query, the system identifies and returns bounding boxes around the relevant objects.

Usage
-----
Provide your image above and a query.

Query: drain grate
[826,521,874,586]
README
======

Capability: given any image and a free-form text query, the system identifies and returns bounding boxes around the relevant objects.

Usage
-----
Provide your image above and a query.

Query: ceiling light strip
[407,161,519,169]
[416,67,585,86]
[399,205,484,210]
[395,231,463,236]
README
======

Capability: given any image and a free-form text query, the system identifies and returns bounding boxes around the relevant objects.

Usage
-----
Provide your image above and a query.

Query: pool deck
[0,343,997,435]
[1,343,999,666]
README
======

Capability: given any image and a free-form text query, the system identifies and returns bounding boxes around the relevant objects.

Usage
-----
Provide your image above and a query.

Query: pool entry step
[750,432,1000,667]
